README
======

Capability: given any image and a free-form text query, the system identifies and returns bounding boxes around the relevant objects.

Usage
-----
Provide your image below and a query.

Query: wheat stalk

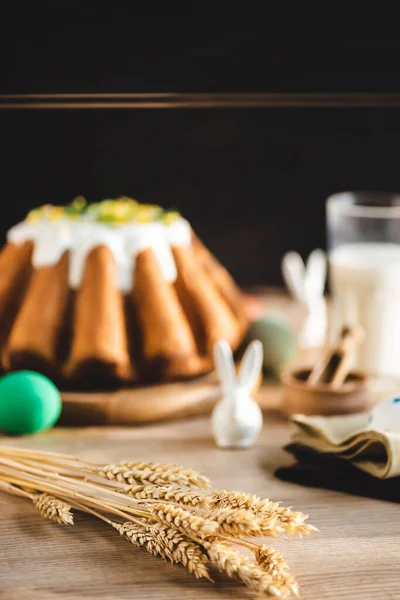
[255,545,288,575]
[255,545,299,597]
[270,505,317,537]
[207,489,261,511]
[206,540,293,598]
[206,490,316,536]
[118,461,210,489]
[95,464,209,489]
[121,484,204,506]
[0,447,317,597]
[205,507,261,537]
[114,520,211,580]
[149,502,219,537]
[32,493,74,525]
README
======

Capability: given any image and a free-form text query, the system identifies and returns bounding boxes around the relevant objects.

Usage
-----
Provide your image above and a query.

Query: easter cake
[0,197,247,386]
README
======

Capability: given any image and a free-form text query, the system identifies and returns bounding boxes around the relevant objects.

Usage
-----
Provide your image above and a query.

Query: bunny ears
[213,339,263,396]
[282,248,328,349]
[282,249,327,303]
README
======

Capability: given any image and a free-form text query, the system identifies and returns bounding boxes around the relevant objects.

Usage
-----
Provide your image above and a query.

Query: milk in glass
[330,243,400,376]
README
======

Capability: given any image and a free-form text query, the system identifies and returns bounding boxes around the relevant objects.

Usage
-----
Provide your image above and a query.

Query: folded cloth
[275,443,400,503]
[290,413,400,478]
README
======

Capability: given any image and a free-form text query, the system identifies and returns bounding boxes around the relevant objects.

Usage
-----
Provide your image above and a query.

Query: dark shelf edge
[3,92,400,109]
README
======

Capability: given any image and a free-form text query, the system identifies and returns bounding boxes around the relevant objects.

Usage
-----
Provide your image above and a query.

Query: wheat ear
[206,540,292,598]
[149,503,219,537]
[32,493,74,525]
[96,463,209,489]
[0,448,317,597]
[114,520,211,580]
[119,461,210,489]
[255,545,299,597]
[207,490,316,536]
[121,484,204,506]
[205,507,261,536]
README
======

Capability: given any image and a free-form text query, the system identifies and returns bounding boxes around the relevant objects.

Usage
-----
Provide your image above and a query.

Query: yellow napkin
[291,413,400,479]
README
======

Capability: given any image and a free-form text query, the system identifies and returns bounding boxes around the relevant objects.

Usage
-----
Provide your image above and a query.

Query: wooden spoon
[307,324,365,389]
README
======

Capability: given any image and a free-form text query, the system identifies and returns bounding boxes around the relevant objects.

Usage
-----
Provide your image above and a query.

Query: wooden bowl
[280,367,372,416]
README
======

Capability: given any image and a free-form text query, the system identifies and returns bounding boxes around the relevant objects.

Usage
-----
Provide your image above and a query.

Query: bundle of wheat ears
[0,447,317,597]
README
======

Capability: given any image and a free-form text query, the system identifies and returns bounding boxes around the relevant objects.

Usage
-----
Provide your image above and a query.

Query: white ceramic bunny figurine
[211,339,263,449]
[281,248,328,348]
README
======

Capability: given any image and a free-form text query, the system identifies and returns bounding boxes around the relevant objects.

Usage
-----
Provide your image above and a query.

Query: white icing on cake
[7,215,192,293]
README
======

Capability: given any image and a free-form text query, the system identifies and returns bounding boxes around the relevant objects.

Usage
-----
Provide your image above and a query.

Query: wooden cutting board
[60,369,270,425]
[60,372,222,425]
[60,291,296,425]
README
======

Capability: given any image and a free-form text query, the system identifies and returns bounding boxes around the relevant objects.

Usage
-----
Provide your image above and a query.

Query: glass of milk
[327,191,400,377]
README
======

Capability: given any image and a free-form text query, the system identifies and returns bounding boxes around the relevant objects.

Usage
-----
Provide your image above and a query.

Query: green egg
[0,371,62,435]
[245,314,297,377]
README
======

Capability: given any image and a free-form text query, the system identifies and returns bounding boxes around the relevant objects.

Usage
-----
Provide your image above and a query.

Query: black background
[3,14,400,285]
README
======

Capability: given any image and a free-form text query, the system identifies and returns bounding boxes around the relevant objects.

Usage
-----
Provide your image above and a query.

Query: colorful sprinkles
[27,197,180,226]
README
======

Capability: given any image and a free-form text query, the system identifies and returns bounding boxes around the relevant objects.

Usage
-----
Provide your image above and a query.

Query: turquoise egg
[0,371,62,435]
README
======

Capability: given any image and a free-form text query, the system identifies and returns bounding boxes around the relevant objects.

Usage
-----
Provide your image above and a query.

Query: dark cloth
[275,443,400,503]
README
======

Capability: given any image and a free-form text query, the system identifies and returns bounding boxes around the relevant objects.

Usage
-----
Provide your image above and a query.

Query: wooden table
[1,409,399,600]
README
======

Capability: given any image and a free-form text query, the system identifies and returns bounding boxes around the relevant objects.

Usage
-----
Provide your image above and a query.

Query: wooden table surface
[1,407,399,600]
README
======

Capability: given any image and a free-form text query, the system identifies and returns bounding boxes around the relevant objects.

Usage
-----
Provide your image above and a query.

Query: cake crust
[0,198,247,386]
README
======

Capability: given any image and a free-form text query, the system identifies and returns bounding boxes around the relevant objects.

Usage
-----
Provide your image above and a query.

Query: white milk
[330,243,400,376]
